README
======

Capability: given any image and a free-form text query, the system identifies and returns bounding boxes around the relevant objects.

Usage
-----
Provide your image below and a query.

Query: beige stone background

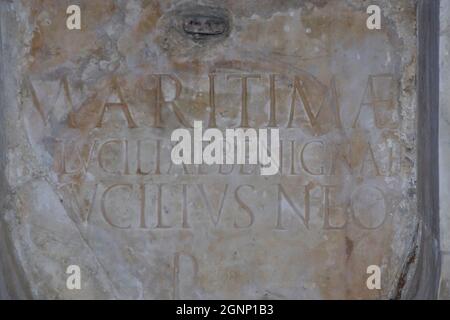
[0,0,445,300]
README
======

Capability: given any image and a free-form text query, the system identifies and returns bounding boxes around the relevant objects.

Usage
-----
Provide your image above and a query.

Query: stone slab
[0,0,420,299]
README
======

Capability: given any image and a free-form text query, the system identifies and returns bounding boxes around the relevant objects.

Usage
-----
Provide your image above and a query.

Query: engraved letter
[276,184,310,230]
[154,74,190,128]
[234,185,255,229]
[96,81,137,128]
[101,184,133,229]
[227,74,261,128]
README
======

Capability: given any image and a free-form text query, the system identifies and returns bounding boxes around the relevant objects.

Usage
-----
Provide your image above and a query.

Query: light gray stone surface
[440,0,450,300]
[0,0,432,299]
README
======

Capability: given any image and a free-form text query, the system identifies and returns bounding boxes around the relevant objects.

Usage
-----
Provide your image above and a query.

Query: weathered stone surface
[0,0,421,299]
[440,0,450,300]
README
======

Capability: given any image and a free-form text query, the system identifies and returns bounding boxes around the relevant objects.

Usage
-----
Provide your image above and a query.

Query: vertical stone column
[439,0,450,300]
[404,0,440,300]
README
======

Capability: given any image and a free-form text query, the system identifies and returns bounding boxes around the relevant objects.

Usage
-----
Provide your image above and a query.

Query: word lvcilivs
[171,121,280,176]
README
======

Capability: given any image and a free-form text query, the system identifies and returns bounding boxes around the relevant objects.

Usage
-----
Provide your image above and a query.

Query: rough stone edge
[404,0,441,300]
[0,1,33,300]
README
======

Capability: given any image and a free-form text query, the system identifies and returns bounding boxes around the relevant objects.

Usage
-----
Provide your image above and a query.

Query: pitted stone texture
[0,0,419,299]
